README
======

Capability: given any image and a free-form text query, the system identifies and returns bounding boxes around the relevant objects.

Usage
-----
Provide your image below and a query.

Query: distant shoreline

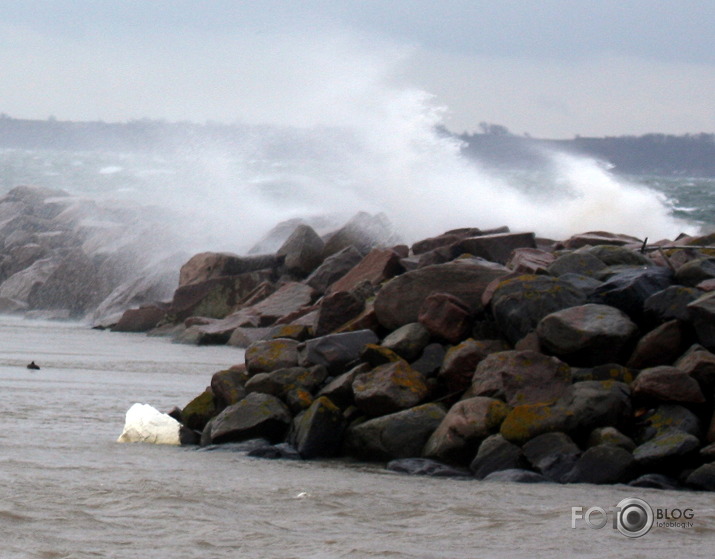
[1,115,714,178]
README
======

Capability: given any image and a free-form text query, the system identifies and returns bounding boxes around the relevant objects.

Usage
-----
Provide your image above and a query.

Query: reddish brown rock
[627,320,688,369]
[418,292,471,343]
[410,228,484,255]
[470,350,572,407]
[112,305,166,332]
[352,361,431,416]
[314,290,365,336]
[305,246,363,294]
[631,366,706,404]
[675,345,715,392]
[506,248,556,274]
[560,231,642,250]
[422,397,509,463]
[438,338,509,395]
[374,259,509,330]
[327,247,403,295]
[451,232,537,265]
[243,282,317,326]
[178,252,279,287]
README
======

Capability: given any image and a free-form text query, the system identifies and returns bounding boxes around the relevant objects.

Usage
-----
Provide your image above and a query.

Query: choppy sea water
[1,316,714,558]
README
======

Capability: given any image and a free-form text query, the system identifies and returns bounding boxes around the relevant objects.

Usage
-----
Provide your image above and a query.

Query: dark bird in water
[27,361,40,370]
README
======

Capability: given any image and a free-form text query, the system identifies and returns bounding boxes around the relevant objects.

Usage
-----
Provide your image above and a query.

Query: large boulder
[112,305,167,333]
[209,393,291,444]
[547,252,607,278]
[210,368,248,409]
[675,345,715,393]
[587,426,636,451]
[451,232,537,265]
[560,231,642,250]
[636,404,701,443]
[438,338,509,395]
[422,397,509,463]
[241,281,317,326]
[643,285,702,325]
[305,246,363,294]
[490,275,587,345]
[178,252,279,287]
[470,350,571,407]
[181,389,217,432]
[317,363,370,409]
[327,247,403,294]
[168,270,273,321]
[626,319,688,369]
[632,430,701,470]
[313,290,364,336]
[688,292,715,350]
[276,224,324,277]
[588,266,673,322]
[245,365,327,401]
[352,361,430,417]
[631,366,706,404]
[686,463,715,491]
[469,434,526,479]
[536,303,638,366]
[562,445,636,484]
[674,257,715,287]
[374,259,509,330]
[245,339,301,374]
[291,396,346,458]
[343,403,446,461]
[585,245,652,267]
[557,381,632,439]
[499,403,570,445]
[417,292,472,343]
[298,329,379,374]
[381,322,431,362]
[522,432,580,482]
[506,248,556,274]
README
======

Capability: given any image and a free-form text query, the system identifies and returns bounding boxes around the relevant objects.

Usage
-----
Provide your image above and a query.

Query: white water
[1,316,714,558]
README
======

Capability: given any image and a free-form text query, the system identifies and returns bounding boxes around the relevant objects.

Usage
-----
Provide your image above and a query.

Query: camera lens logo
[615,498,654,538]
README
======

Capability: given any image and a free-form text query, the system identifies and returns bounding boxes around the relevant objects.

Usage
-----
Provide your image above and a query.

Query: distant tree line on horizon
[1,114,714,177]
[460,123,715,177]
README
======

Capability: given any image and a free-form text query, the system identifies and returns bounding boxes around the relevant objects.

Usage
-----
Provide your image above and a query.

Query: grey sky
[1,0,713,137]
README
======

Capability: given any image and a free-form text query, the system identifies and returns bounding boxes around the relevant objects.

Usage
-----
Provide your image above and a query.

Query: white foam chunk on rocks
[117,403,181,445]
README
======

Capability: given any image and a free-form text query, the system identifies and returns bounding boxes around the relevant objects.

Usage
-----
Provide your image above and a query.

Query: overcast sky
[1,0,713,138]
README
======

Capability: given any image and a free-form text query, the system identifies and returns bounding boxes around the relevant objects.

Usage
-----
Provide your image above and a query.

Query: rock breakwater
[98,210,715,489]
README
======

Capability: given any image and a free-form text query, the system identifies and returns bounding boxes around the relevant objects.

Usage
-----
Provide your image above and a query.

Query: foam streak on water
[1,317,714,558]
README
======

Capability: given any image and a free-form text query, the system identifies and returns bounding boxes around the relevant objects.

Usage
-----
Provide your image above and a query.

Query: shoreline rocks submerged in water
[111,218,715,491]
